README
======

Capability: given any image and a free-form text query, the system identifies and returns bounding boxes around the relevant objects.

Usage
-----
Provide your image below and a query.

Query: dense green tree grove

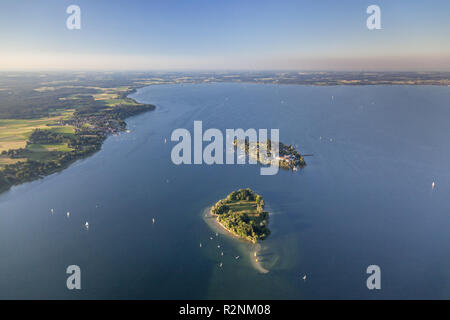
[211,188,270,243]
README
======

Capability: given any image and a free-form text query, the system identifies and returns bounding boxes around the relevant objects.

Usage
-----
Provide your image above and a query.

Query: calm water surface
[0,83,449,299]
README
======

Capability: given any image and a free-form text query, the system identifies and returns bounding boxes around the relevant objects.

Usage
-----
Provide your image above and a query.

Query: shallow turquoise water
[0,83,449,299]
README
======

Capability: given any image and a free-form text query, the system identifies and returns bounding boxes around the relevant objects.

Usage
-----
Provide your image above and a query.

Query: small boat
[85,221,89,229]
[221,252,224,256]
[210,237,213,240]
[215,232,218,237]
[217,245,220,249]
[164,138,167,143]
[219,262,223,268]
[66,212,70,218]
[302,275,307,281]
[199,243,202,248]
[432,181,435,189]
[50,208,54,214]
[152,218,155,224]
[235,256,240,260]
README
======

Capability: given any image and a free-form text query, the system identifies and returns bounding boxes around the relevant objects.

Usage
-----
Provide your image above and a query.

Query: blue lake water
[0,83,449,299]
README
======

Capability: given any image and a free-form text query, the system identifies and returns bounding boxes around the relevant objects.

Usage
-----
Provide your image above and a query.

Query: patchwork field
[0,110,74,154]
[211,189,270,243]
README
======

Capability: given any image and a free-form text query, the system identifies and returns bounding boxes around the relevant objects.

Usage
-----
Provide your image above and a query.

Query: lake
[0,83,449,299]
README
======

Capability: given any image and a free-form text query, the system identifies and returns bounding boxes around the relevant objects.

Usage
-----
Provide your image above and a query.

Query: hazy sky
[0,0,449,71]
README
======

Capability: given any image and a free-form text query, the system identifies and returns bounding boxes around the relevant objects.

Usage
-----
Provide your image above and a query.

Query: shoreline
[203,207,269,274]
[0,90,155,196]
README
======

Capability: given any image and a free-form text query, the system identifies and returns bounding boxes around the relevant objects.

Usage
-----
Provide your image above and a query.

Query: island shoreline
[0,88,155,196]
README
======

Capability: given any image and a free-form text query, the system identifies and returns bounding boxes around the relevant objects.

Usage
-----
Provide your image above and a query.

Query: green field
[103,98,139,107]
[0,77,154,192]
[227,200,259,216]
[0,156,26,166]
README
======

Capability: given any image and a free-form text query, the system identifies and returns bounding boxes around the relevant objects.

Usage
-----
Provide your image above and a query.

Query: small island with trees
[210,188,270,243]
[233,138,306,171]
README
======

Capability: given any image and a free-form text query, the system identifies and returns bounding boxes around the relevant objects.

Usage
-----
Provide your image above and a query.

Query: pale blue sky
[0,0,449,70]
